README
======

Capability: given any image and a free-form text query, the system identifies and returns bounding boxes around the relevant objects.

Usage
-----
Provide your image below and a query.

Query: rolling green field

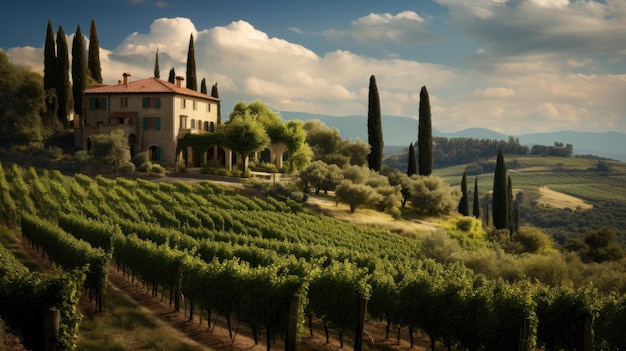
[434,155,626,203]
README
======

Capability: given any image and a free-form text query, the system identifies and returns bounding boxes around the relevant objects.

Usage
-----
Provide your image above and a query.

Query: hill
[279,111,626,161]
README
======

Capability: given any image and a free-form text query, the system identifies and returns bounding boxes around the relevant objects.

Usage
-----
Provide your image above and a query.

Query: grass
[76,289,198,351]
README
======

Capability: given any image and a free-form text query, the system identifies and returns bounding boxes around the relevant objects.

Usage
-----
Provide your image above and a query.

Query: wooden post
[354,298,368,351]
[518,317,530,351]
[44,308,60,351]
[286,296,300,351]
[583,314,593,351]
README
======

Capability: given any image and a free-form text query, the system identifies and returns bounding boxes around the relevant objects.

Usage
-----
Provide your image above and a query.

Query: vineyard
[1,162,626,350]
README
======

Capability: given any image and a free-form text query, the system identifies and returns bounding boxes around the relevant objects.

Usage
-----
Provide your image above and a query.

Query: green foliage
[185,34,197,90]
[71,25,87,116]
[55,25,71,127]
[407,142,417,176]
[335,180,382,213]
[493,150,508,230]
[88,18,102,84]
[224,117,270,171]
[418,86,433,176]
[408,175,459,215]
[367,75,383,171]
[0,241,84,351]
[88,129,133,172]
[458,172,469,216]
[0,50,46,144]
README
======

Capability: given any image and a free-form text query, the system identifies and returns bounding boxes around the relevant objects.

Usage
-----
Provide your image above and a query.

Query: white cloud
[474,87,516,98]
[324,11,434,46]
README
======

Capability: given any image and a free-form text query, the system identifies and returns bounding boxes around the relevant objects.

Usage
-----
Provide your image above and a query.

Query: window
[143,117,161,130]
[207,103,211,112]
[204,121,209,131]
[179,116,187,129]
[190,119,196,129]
[209,122,215,132]
[120,97,128,107]
[181,99,187,109]
[89,97,107,110]
[142,97,161,108]
[192,100,197,110]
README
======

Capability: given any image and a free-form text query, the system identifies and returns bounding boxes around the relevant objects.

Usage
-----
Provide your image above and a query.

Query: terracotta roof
[84,77,219,101]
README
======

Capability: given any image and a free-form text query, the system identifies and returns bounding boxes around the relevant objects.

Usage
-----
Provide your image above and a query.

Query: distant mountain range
[279,111,626,162]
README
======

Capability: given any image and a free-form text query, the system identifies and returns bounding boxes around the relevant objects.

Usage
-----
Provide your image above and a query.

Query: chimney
[123,72,131,87]
[175,76,184,88]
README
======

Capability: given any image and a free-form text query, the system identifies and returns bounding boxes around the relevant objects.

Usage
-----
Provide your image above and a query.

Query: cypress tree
[473,177,480,219]
[492,150,508,230]
[88,18,102,84]
[418,86,433,176]
[367,75,383,171]
[44,20,56,93]
[154,48,160,78]
[507,175,515,234]
[71,25,87,119]
[211,82,222,124]
[407,142,417,176]
[200,78,207,94]
[458,172,469,216]
[56,25,71,128]
[186,34,197,91]
[168,68,176,83]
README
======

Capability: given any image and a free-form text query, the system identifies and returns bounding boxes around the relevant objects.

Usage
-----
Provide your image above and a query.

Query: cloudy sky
[2,0,625,135]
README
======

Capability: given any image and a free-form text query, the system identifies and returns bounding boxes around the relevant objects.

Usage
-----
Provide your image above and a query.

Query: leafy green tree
[408,175,458,215]
[339,139,370,167]
[335,180,382,213]
[186,34,197,91]
[492,150,508,230]
[200,78,207,94]
[367,75,383,171]
[88,129,134,172]
[458,171,469,216]
[418,86,433,176]
[299,160,327,194]
[304,119,342,159]
[211,82,222,124]
[341,164,371,184]
[154,48,160,78]
[407,142,417,176]
[567,227,626,263]
[55,25,71,128]
[473,177,480,218]
[168,68,176,83]
[71,25,87,119]
[223,118,270,172]
[0,50,45,144]
[88,18,102,84]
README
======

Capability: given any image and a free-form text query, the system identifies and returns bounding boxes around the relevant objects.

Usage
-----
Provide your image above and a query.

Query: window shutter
[156,117,161,130]
[143,117,148,130]
[101,98,107,110]
[156,147,162,161]
[156,97,161,108]
[89,98,95,110]
[142,97,149,108]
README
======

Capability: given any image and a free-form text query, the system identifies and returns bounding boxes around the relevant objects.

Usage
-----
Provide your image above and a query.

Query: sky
[1,0,625,135]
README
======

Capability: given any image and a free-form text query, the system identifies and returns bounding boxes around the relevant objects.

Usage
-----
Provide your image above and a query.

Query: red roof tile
[84,77,219,101]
